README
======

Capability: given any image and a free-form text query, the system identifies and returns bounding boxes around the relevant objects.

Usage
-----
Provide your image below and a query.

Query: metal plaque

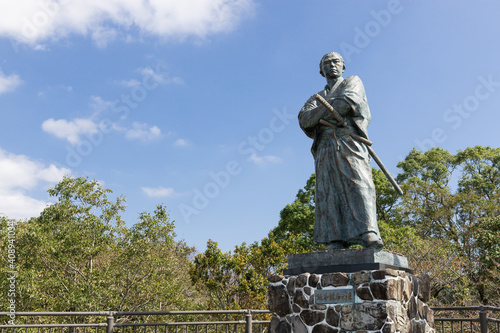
[314,287,355,304]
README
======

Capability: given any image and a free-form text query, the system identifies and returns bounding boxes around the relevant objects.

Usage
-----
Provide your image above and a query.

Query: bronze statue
[298,52,385,249]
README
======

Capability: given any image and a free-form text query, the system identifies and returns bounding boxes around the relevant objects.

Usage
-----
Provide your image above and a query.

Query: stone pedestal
[268,250,434,333]
[285,249,411,275]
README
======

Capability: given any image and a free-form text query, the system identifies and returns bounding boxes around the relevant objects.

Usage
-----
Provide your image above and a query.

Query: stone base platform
[284,249,411,275]
[267,269,434,333]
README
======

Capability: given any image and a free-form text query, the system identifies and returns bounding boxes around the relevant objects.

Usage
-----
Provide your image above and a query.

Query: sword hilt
[314,94,346,126]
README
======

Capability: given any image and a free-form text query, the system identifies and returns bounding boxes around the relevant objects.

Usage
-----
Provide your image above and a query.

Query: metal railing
[0,310,272,333]
[432,306,500,333]
[2,306,500,333]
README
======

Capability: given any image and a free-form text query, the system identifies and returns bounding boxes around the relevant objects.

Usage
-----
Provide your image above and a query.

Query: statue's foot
[325,241,345,250]
[362,232,383,249]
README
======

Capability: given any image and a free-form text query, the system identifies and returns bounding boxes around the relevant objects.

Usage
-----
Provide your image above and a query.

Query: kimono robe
[298,75,380,245]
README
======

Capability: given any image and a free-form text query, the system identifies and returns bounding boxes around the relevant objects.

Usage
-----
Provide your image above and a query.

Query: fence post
[107,312,115,333]
[245,311,252,333]
[479,307,488,333]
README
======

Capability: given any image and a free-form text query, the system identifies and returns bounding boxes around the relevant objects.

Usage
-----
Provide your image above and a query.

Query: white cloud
[0,147,70,219]
[174,138,189,147]
[89,95,114,113]
[140,66,183,85]
[142,186,177,198]
[0,69,23,94]
[125,122,162,141]
[42,117,162,144]
[0,191,49,220]
[114,78,141,87]
[112,66,183,89]
[1,0,255,48]
[42,118,100,145]
[91,26,118,48]
[248,153,282,166]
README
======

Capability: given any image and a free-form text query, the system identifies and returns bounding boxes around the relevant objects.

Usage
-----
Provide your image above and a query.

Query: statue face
[322,54,344,79]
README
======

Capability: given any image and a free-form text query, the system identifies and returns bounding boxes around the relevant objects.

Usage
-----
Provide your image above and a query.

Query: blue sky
[1,0,500,253]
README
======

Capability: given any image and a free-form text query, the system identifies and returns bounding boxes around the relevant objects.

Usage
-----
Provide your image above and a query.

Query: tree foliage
[388,146,500,305]
[2,145,499,312]
[190,175,321,310]
[192,145,500,309]
[0,177,198,313]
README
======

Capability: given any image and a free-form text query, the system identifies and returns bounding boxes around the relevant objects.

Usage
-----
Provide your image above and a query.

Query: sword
[314,94,403,196]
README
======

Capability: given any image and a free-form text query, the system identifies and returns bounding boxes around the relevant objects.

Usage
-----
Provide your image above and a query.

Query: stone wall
[267,269,434,333]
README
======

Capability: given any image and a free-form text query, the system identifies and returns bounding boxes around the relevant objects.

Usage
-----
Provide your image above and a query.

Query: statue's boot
[362,232,383,249]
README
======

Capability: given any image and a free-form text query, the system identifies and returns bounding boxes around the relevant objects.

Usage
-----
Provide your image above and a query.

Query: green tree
[0,176,198,314]
[454,146,500,304]
[192,146,500,308]
[190,239,237,309]
[395,146,500,305]
[372,168,401,226]
[270,173,321,252]
[191,175,321,310]
[373,153,469,305]
[105,205,198,311]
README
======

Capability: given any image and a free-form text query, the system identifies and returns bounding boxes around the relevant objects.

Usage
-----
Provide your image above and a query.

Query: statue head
[319,52,345,78]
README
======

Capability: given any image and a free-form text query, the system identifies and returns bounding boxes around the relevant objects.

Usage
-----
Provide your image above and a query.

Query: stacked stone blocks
[268,269,434,333]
